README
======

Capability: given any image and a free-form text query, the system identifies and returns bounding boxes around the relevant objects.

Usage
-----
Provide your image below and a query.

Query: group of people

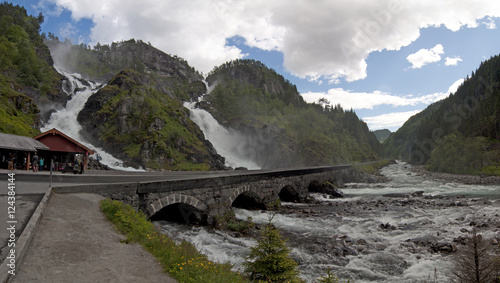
[31,152,45,172]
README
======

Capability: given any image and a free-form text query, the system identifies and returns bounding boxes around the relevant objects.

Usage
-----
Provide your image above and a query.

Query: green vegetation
[205,59,382,168]
[243,219,301,282]
[0,2,63,136]
[316,268,349,283]
[100,199,248,283]
[0,82,40,136]
[373,129,391,143]
[0,2,61,97]
[352,159,393,176]
[214,210,255,233]
[80,69,216,170]
[428,133,500,175]
[384,54,500,175]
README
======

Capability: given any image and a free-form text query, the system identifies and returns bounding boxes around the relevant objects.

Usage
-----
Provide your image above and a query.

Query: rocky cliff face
[78,69,225,170]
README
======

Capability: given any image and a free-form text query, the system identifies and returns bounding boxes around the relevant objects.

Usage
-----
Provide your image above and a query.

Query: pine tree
[244,215,301,282]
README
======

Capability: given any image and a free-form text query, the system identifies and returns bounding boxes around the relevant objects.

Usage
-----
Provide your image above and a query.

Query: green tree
[244,215,301,282]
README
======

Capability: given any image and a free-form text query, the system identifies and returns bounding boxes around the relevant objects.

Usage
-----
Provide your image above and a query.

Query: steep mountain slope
[384,55,500,175]
[77,69,225,170]
[203,59,382,168]
[0,3,65,136]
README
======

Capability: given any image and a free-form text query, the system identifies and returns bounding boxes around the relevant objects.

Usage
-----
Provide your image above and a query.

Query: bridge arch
[279,184,301,202]
[230,185,274,210]
[145,193,208,218]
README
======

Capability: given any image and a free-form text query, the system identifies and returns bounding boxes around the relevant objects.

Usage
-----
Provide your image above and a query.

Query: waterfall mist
[184,101,261,170]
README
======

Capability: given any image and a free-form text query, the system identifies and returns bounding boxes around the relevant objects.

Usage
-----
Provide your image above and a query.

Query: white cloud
[482,16,497,29]
[407,44,444,69]
[445,56,463,66]
[48,0,500,79]
[301,78,464,110]
[362,110,421,130]
[447,78,464,94]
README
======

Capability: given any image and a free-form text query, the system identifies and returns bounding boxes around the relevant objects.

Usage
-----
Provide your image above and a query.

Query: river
[154,161,500,282]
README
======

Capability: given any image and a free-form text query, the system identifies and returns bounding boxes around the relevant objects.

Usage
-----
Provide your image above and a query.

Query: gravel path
[11,193,177,283]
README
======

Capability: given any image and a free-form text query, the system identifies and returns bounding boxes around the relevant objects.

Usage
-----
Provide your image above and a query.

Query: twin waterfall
[44,69,258,170]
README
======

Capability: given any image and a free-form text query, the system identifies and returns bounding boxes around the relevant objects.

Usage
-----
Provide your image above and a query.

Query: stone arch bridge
[54,165,352,225]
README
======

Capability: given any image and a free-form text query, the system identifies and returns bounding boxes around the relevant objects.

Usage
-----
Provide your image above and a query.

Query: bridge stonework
[135,169,346,225]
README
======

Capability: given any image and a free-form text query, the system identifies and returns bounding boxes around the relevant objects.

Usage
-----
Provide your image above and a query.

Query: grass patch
[352,159,393,175]
[100,199,248,283]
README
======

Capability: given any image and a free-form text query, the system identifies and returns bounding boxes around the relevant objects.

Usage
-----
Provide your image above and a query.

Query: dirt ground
[11,193,177,283]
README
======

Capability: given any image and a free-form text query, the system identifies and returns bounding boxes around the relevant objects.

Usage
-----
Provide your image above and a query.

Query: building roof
[34,128,95,155]
[0,132,50,152]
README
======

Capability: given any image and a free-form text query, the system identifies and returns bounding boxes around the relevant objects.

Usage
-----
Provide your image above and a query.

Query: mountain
[373,129,391,143]
[202,59,382,168]
[77,68,225,170]
[45,38,205,102]
[2,3,384,171]
[0,2,65,136]
[384,55,500,175]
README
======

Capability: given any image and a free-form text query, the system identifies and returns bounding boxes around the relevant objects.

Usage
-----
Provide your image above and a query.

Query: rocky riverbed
[411,165,500,185]
[157,162,500,282]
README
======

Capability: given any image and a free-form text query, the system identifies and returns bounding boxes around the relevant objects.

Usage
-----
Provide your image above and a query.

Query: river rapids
[155,161,500,282]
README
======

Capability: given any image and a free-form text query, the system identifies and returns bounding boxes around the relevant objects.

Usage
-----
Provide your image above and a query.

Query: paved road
[1,165,351,188]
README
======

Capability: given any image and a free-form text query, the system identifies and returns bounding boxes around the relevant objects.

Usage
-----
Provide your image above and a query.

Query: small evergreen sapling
[243,211,301,282]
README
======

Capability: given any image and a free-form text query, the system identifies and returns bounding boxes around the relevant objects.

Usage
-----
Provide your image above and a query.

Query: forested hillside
[0,2,64,136]
[384,55,500,175]
[204,59,382,168]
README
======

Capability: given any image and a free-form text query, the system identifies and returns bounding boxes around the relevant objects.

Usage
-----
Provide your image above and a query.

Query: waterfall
[183,82,261,170]
[42,68,143,171]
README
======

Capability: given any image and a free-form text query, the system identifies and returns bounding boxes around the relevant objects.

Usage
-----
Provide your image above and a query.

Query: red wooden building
[34,128,94,171]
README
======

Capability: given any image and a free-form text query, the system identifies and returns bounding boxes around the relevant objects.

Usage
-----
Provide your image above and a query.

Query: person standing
[32,152,39,172]
[39,157,44,171]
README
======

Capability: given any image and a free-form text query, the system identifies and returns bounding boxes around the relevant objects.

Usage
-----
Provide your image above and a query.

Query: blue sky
[10,0,500,131]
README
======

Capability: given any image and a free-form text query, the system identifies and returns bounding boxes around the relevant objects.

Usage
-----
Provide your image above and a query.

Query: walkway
[7,192,177,283]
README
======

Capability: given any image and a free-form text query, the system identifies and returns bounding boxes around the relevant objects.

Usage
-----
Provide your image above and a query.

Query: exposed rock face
[78,69,225,170]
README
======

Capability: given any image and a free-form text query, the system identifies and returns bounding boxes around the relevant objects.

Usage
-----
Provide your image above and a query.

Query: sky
[9,0,500,131]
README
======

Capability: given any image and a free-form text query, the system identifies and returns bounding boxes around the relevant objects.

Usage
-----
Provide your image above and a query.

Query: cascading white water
[183,82,261,169]
[42,68,142,171]
[155,162,500,282]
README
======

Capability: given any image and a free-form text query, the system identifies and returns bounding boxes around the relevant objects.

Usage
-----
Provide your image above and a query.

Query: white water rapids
[155,162,500,282]
[42,68,142,171]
